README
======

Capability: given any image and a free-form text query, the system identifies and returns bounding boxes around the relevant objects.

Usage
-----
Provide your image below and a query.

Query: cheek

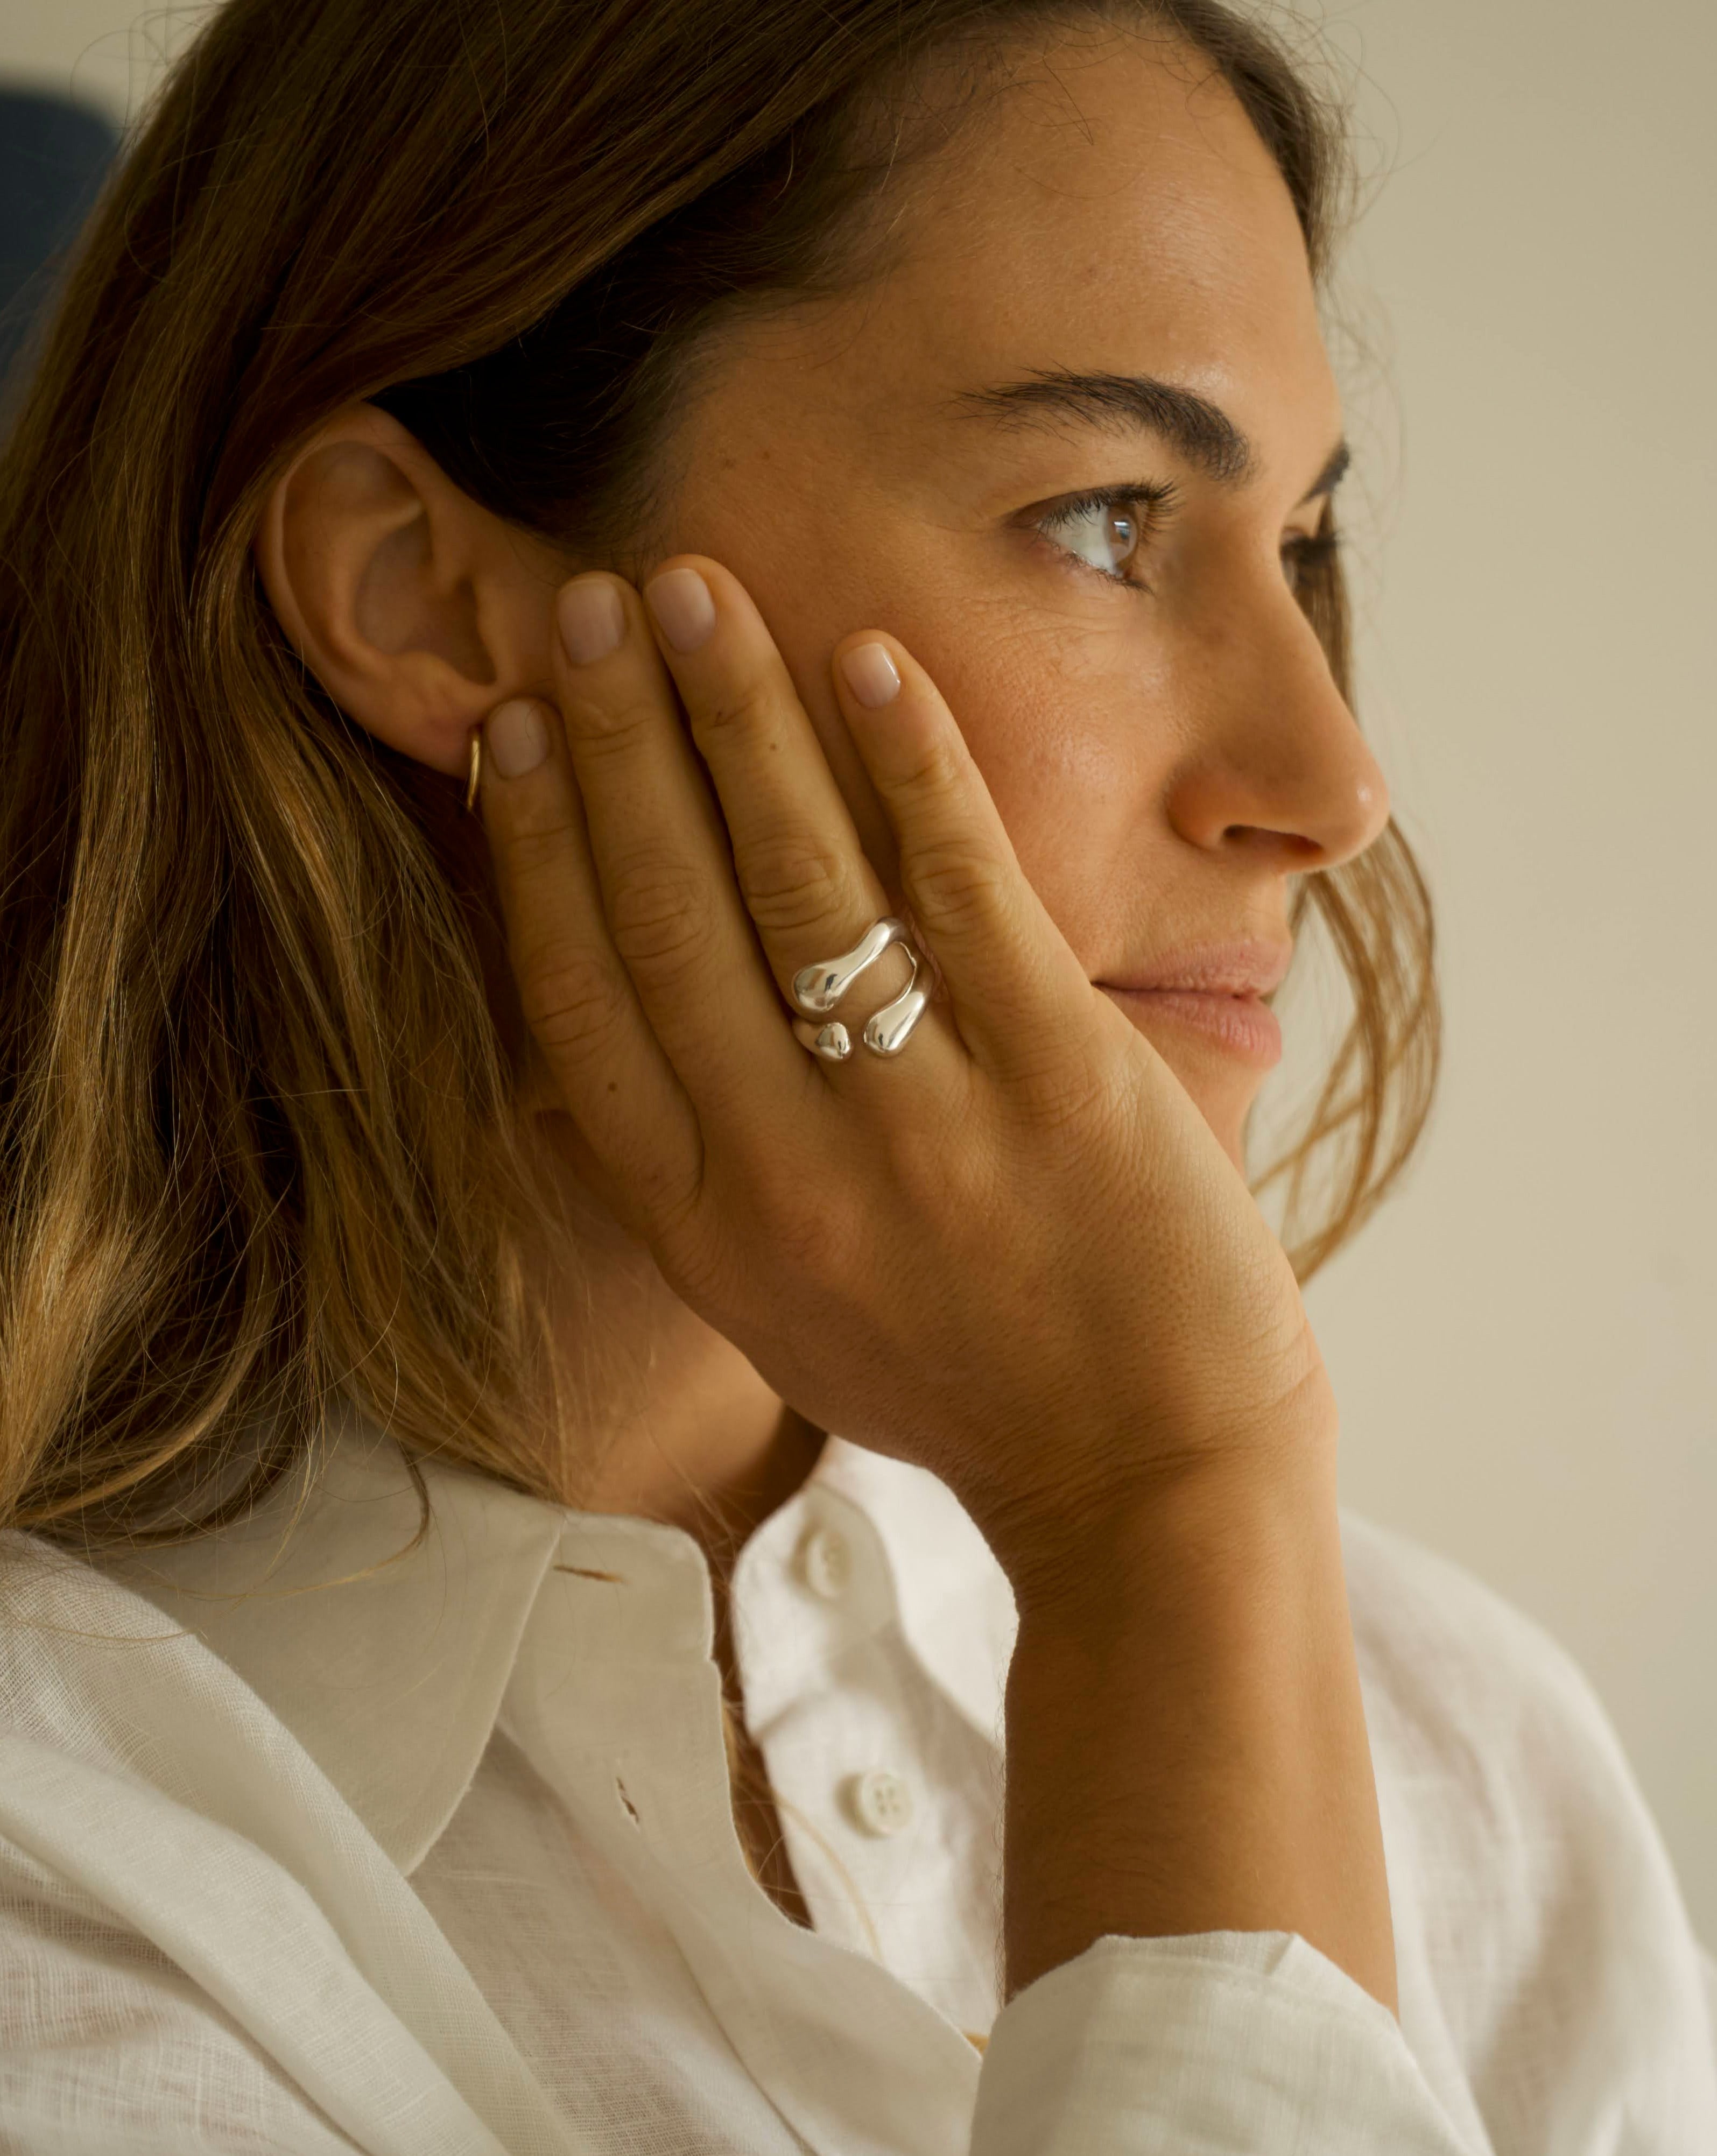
[888,602,1165,964]
[684,488,1163,961]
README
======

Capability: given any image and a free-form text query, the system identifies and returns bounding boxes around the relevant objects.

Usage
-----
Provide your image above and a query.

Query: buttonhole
[555,1563,626,1583]
[615,1778,641,1828]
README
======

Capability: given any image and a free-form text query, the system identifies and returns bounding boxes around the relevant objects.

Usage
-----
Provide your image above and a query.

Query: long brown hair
[0,0,1438,1549]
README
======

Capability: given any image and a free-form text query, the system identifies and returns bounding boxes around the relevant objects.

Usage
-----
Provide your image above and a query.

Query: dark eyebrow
[1301,439,1350,505]
[948,368,1256,484]
[949,367,1352,506]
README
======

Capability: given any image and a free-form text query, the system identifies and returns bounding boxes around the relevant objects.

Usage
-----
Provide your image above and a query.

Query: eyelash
[1031,483,1341,596]
[1031,483,1180,589]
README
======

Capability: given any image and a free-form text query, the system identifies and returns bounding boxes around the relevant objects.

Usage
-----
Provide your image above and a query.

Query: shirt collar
[112,1407,1014,1872]
[109,1412,566,1870]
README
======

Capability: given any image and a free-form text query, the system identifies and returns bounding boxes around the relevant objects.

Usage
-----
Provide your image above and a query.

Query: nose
[1161,575,1390,873]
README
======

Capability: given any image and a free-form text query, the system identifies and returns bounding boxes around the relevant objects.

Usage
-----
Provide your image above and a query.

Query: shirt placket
[496,1511,982,2156]
[731,1486,1005,2039]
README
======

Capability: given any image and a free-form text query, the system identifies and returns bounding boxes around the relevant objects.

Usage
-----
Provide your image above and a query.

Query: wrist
[987,1405,1340,1630]
[995,1426,1395,2009]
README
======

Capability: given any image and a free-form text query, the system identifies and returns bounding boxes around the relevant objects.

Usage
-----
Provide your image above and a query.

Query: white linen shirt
[0,1417,1713,2155]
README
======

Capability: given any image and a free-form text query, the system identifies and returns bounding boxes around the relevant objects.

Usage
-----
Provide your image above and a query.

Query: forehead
[910,33,1319,361]
[698,27,1339,490]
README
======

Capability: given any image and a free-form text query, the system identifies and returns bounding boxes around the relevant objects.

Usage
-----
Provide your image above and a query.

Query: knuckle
[690,674,776,746]
[904,843,1009,933]
[603,855,717,978]
[559,687,657,757]
[733,834,853,938]
[516,940,629,1061]
[879,730,960,800]
[1015,1031,1125,1133]
[502,814,585,884]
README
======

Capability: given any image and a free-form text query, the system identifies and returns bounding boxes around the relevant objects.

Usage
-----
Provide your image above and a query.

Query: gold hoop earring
[463,729,482,814]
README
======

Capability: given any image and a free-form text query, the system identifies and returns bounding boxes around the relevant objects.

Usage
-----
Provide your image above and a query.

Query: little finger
[477,694,705,1233]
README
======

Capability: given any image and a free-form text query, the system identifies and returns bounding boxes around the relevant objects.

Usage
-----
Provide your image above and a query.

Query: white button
[846,1768,914,1838]
[798,1524,852,1601]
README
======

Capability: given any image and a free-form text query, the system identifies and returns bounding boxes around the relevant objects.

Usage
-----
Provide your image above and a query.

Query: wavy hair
[0,0,1438,1548]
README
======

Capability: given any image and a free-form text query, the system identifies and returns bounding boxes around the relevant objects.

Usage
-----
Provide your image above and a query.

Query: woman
[0,0,1710,2147]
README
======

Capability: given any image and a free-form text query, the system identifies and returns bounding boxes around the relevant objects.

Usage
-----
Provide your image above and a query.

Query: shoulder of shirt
[1336,1507,1689,1907]
[1335,1510,1717,2109]
[0,1414,572,1872]
[1339,1507,1612,1738]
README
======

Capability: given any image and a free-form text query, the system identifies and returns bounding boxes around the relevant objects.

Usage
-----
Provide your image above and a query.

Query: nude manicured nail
[487,698,550,779]
[839,642,901,709]
[645,567,716,653]
[558,578,624,666]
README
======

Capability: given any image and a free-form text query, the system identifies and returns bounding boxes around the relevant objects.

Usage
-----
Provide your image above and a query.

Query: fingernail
[558,577,624,666]
[645,566,716,653]
[487,698,550,779]
[839,641,900,709]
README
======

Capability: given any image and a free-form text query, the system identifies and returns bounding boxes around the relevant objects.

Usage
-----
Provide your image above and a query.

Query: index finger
[827,630,1100,1081]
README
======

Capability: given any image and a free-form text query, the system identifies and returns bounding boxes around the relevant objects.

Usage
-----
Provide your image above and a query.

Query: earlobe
[253,403,557,777]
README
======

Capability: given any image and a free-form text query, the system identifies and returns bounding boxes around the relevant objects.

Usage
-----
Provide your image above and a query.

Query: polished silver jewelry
[789,915,929,1062]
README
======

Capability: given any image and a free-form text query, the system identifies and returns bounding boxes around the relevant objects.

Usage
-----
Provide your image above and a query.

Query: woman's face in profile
[642,29,1389,1165]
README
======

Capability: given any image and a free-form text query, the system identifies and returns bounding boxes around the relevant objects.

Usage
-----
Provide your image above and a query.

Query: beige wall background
[4,1,1712,1939]
[1281,0,1717,1948]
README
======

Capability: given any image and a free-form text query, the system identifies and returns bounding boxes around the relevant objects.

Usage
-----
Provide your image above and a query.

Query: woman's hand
[478,558,1394,2010]
[477,557,1331,1593]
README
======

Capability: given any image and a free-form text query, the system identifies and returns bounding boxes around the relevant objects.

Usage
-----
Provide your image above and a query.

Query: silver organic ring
[789,915,929,1062]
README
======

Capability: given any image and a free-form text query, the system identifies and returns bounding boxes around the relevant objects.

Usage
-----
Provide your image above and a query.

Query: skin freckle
[650,33,1380,1165]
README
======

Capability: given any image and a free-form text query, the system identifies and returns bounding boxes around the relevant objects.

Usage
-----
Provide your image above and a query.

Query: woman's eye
[1280,529,1337,597]
[1036,491,1163,583]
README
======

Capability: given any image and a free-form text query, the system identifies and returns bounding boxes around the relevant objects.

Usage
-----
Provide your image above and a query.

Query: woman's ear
[254,402,565,776]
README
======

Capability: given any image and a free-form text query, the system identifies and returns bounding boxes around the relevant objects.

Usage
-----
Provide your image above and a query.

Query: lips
[1096,939,1294,999]
[1095,941,1293,1068]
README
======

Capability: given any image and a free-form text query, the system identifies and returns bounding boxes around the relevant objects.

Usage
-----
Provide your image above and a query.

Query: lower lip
[1101,987,1283,1068]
